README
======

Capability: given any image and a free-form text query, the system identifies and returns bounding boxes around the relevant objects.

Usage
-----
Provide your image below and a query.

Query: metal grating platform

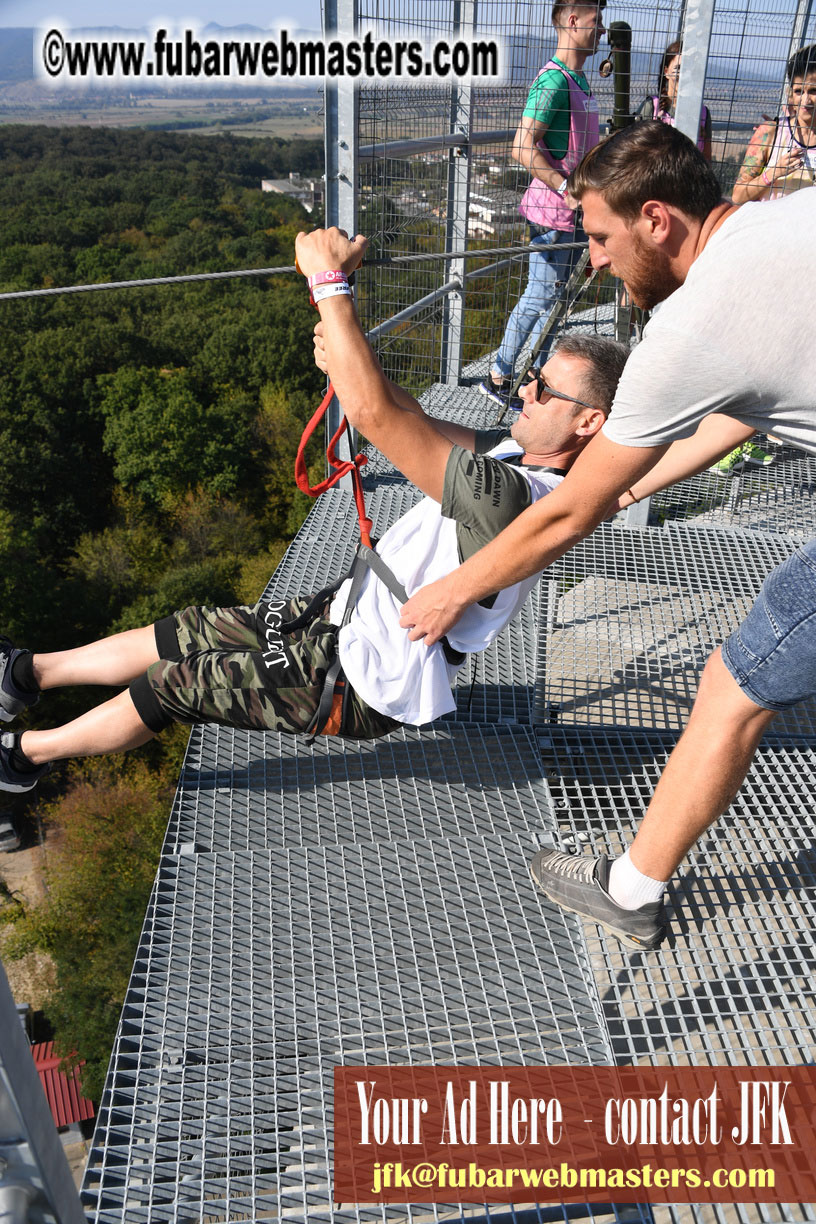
[541,726,816,1069]
[262,484,422,600]
[163,723,555,855]
[81,835,611,1224]
[85,330,816,1222]
[650,447,816,537]
[540,523,816,735]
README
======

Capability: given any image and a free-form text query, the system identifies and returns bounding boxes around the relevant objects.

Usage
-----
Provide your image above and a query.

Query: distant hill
[0,28,33,86]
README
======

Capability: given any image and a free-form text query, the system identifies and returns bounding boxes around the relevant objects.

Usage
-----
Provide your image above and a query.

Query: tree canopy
[0,125,325,1093]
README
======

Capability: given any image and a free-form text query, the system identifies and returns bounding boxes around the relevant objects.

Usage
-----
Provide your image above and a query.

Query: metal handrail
[359,126,515,160]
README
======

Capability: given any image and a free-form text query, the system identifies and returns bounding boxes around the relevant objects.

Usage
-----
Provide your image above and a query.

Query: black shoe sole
[538,884,666,951]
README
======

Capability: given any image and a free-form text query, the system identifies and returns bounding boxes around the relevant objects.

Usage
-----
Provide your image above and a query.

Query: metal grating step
[163,723,556,856]
[262,484,421,601]
[651,446,816,537]
[558,522,798,594]
[81,837,611,1224]
[540,523,815,735]
[539,726,816,1076]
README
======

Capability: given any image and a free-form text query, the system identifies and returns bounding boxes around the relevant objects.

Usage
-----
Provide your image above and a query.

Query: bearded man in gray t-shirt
[399,120,816,952]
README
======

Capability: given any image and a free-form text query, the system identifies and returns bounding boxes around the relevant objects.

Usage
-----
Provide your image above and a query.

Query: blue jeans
[721,537,816,710]
[492,223,581,379]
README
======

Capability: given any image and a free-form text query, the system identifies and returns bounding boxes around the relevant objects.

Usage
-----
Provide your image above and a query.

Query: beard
[621,232,681,310]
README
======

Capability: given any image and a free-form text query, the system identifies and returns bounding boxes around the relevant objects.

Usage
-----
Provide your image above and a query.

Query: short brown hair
[552,0,605,29]
[567,120,722,222]
[553,333,629,417]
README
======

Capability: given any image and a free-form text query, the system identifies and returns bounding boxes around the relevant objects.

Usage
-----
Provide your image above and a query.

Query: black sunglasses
[534,372,596,413]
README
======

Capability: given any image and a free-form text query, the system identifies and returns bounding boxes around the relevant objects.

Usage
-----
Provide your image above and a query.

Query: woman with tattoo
[733,44,816,203]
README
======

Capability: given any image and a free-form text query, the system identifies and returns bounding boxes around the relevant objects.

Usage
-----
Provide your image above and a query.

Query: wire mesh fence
[343,0,816,395]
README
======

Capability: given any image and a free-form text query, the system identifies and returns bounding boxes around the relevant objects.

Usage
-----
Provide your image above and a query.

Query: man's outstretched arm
[399,411,760,642]
[398,430,667,642]
[296,227,469,501]
[312,320,481,452]
[611,413,756,511]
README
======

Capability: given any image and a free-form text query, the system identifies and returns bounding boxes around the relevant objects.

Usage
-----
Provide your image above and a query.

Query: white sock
[607,849,666,910]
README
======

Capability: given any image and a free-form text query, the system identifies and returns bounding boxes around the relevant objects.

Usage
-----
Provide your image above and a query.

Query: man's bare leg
[19,689,155,765]
[530,647,779,949]
[31,626,160,691]
[627,647,778,881]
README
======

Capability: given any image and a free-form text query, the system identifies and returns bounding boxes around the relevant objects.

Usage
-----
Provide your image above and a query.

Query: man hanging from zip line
[0,226,628,794]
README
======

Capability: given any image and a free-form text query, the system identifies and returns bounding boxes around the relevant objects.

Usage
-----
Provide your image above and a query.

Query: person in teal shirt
[479,0,605,411]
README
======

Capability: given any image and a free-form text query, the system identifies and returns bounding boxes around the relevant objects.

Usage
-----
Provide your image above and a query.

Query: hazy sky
[0,0,321,29]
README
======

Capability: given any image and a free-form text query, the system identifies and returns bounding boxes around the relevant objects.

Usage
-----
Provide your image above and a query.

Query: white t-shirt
[330,441,563,725]
[602,189,816,453]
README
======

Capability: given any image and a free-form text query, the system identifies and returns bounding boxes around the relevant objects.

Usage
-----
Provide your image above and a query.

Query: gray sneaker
[0,732,49,794]
[529,849,667,951]
[0,639,38,723]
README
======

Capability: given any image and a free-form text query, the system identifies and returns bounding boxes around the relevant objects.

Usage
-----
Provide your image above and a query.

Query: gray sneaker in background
[0,639,39,723]
[530,849,667,951]
[0,732,49,794]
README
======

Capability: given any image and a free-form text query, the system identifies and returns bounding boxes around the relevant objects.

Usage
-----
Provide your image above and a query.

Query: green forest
[0,125,326,1097]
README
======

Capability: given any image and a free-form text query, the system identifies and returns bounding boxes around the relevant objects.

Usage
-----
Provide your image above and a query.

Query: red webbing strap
[294,381,373,548]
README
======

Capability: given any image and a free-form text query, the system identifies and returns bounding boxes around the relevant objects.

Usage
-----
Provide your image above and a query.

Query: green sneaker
[707,446,746,475]
[741,441,774,467]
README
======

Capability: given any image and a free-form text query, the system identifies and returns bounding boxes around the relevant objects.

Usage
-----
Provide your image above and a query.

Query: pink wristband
[761,169,774,186]
[307,269,347,288]
[307,269,349,306]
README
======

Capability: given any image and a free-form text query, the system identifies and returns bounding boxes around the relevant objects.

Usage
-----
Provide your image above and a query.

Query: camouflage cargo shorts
[128,597,399,740]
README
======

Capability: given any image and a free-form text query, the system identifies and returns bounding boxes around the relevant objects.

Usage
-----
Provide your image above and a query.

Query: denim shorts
[721,537,816,711]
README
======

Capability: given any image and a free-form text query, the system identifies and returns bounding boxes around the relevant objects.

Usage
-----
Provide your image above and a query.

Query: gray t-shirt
[602,189,816,454]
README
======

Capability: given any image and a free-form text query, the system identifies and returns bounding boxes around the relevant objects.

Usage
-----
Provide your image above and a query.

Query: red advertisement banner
[334,1065,816,1205]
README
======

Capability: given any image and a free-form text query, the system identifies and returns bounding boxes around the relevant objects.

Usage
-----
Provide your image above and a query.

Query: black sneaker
[0,639,39,723]
[0,732,49,794]
[530,849,667,951]
[477,377,521,412]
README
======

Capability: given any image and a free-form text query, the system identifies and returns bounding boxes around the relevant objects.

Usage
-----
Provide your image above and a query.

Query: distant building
[468,187,520,236]
[261,172,324,214]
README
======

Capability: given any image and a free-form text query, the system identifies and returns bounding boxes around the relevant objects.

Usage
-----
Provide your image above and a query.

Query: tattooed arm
[732,120,802,203]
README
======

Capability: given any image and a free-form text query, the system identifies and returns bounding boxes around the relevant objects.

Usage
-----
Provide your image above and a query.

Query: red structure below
[32,1042,95,1129]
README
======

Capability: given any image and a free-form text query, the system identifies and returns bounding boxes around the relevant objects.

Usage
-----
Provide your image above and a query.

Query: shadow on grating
[163,723,556,855]
[81,837,611,1224]
[540,726,816,1085]
[538,523,816,736]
